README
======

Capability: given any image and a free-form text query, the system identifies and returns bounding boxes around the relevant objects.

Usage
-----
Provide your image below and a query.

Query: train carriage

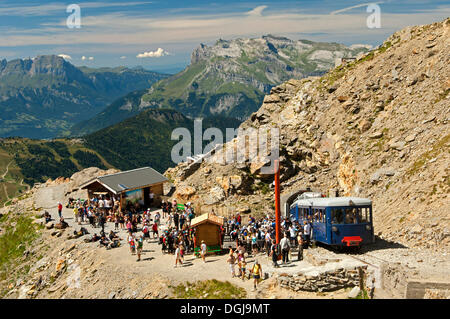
[289,197,374,247]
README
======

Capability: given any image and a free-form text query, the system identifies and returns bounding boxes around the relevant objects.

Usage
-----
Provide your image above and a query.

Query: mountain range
[69,35,369,136]
[0,55,168,138]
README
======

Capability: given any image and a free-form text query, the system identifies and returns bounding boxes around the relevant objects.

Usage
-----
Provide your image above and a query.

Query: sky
[0,0,449,74]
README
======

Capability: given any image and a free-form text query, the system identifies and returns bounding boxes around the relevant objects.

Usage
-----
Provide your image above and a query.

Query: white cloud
[330,2,384,15]
[81,55,94,61]
[246,5,268,17]
[81,56,86,60]
[88,56,94,61]
[0,2,152,16]
[136,48,170,58]
[120,56,127,59]
[58,54,72,60]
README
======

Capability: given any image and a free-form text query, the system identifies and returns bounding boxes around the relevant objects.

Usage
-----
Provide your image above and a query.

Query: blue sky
[0,0,449,73]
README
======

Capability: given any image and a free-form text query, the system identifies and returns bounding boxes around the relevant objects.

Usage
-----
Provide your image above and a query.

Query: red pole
[274,159,281,244]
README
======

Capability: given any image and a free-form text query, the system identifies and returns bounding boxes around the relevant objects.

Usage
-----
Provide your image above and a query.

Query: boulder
[45,222,54,230]
[348,286,360,298]
[203,187,225,205]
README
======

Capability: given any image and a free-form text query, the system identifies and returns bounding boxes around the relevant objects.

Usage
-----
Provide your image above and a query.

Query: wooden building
[191,213,224,254]
[80,167,168,210]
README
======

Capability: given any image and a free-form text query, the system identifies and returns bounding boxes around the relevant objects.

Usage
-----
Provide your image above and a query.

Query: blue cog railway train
[289,197,375,247]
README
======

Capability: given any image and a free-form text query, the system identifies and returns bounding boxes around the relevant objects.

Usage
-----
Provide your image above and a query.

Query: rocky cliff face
[166,18,450,251]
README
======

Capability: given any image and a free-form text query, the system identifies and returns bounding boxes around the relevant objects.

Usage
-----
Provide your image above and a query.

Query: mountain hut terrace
[80,167,168,210]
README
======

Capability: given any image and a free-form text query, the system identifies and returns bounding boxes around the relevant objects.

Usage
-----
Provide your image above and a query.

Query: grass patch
[171,279,247,299]
[406,134,450,177]
[0,212,43,296]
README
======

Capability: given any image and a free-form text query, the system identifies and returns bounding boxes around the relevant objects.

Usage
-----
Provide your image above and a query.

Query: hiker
[270,240,280,268]
[227,248,236,277]
[251,260,263,290]
[136,235,144,261]
[73,206,80,224]
[173,211,179,230]
[297,234,304,261]
[237,251,245,278]
[303,221,311,246]
[152,222,158,239]
[174,244,183,267]
[127,231,136,255]
[57,202,62,219]
[114,214,119,230]
[126,219,133,233]
[280,233,291,264]
[200,240,207,263]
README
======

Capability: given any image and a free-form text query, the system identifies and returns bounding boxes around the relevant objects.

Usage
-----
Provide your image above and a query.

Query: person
[280,233,291,264]
[136,235,144,261]
[44,211,52,223]
[251,260,263,290]
[99,213,106,233]
[297,234,304,261]
[149,191,155,206]
[270,240,280,268]
[114,215,119,230]
[73,206,80,225]
[154,211,161,226]
[303,221,311,246]
[227,248,236,277]
[99,233,109,248]
[289,224,298,247]
[251,233,258,256]
[264,231,272,256]
[174,211,179,230]
[127,231,136,255]
[174,244,183,267]
[240,261,247,281]
[152,222,158,239]
[200,240,207,263]
[142,223,150,241]
[57,202,62,219]
[126,219,133,233]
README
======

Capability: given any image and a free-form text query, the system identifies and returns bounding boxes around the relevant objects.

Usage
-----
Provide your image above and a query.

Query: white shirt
[201,243,207,253]
[280,237,290,250]
[304,224,311,235]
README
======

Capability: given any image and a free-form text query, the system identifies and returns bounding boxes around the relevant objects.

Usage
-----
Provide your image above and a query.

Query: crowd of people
[56,194,312,293]
[224,213,312,270]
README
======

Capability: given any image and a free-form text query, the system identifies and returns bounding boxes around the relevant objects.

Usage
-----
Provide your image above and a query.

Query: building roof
[81,167,168,194]
[190,213,224,227]
[291,197,372,209]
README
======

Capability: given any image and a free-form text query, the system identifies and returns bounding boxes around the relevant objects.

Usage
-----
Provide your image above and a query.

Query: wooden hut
[191,213,224,255]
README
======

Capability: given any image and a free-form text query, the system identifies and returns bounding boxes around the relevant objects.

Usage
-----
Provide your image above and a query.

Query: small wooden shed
[191,213,224,254]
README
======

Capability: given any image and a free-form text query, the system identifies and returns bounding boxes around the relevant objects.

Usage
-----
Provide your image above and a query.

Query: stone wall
[276,266,368,293]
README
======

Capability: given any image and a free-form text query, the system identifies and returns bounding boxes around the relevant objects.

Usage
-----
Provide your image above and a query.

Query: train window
[359,208,369,223]
[331,208,345,224]
[313,209,323,222]
[344,208,358,224]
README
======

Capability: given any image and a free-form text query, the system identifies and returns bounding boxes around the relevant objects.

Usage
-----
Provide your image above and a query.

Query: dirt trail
[1,160,12,179]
